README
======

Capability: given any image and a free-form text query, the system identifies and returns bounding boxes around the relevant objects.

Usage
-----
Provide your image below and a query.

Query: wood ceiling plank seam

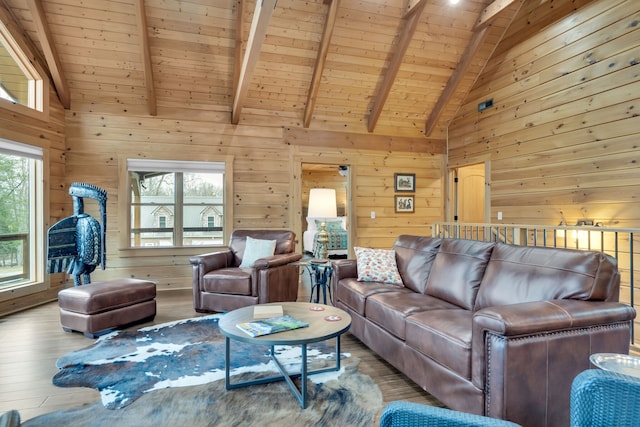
[367,0,426,133]
[26,0,70,108]
[470,2,640,101]
[232,0,277,124]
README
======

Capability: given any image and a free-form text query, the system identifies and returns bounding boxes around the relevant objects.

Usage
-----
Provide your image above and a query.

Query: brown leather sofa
[332,235,636,427]
[190,229,302,313]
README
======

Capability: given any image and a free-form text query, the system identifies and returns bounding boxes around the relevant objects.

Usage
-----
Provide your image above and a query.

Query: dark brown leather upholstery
[190,230,302,313]
[332,235,636,427]
[58,278,157,338]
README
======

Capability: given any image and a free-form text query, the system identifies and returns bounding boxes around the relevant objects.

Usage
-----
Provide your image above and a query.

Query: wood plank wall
[448,0,640,333]
[55,112,445,294]
[448,0,640,229]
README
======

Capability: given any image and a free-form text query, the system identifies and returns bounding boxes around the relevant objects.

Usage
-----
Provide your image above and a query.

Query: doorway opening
[300,163,349,259]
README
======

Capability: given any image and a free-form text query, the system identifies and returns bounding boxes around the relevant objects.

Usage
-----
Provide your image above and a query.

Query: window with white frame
[0,22,44,112]
[127,159,225,247]
[0,138,43,289]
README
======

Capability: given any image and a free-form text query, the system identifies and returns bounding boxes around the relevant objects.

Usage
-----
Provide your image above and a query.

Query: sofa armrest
[471,299,636,421]
[473,300,636,338]
[331,259,357,280]
[254,252,302,269]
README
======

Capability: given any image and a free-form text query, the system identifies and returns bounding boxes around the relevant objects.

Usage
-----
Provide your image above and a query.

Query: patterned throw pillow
[354,246,403,285]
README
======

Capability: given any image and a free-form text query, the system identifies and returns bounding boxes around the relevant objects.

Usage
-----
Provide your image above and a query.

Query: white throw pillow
[354,246,403,285]
[239,236,277,268]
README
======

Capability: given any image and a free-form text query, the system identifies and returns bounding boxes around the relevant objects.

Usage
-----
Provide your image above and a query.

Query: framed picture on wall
[395,195,414,213]
[394,173,415,192]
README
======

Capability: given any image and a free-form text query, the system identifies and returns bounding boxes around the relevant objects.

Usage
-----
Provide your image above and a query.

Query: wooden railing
[432,222,639,349]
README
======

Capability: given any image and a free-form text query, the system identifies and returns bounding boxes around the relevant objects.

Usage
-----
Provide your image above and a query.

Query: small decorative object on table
[236,314,309,337]
[253,304,283,319]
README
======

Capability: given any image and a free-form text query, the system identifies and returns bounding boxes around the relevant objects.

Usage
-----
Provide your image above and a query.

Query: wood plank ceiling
[1,0,523,139]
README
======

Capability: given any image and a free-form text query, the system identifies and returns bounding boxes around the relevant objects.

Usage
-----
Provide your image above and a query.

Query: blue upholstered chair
[570,368,640,426]
[380,369,640,427]
[379,402,520,427]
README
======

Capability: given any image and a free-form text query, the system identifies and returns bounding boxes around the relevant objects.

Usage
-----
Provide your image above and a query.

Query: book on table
[236,314,310,337]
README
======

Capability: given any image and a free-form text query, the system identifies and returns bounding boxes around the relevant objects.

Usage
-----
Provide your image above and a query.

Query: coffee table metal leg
[225,337,342,409]
[224,336,231,390]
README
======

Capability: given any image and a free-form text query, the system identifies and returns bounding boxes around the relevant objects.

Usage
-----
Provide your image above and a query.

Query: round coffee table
[218,302,351,408]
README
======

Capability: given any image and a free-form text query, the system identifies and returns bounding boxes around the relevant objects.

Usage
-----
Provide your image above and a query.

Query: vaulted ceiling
[1,0,524,139]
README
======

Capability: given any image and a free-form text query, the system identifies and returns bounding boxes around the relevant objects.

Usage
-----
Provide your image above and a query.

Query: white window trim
[0,138,46,301]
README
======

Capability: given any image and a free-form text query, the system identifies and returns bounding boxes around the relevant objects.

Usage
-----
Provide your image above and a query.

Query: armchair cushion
[203,268,252,295]
[239,236,276,267]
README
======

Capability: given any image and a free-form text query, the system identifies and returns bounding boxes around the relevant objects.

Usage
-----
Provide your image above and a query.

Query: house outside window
[0,138,43,290]
[128,159,225,247]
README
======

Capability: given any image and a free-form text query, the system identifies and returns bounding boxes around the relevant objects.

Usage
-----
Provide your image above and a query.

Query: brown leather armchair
[189,230,302,313]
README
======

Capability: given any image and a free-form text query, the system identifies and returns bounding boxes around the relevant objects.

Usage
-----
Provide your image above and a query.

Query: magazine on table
[236,314,310,337]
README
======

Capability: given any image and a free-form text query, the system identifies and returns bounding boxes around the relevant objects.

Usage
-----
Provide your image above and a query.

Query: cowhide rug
[21,315,383,427]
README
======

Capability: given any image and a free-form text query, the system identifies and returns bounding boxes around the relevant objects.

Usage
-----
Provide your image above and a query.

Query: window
[0,138,43,290]
[0,21,45,112]
[128,159,226,247]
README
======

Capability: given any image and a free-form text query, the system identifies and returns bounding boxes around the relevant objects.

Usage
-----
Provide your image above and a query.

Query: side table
[590,353,640,378]
[292,260,334,305]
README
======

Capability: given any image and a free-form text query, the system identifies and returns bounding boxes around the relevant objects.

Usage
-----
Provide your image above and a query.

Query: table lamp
[307,188,337,262]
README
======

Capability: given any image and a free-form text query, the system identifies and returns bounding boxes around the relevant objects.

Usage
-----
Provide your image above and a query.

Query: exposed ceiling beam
[231,0,277,125]
[135,0,157,116]
[26,0,70,109]
[304,0,339,128]
[232,0,244,97]
[475,0,520,31]
[367,0,426,133]
[424,0,524,136]
[424,26,490,137]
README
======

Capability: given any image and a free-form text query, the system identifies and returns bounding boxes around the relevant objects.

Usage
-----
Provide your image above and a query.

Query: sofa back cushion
[392,235,441,293]
[475,243,620,310]
[425,239,495,310]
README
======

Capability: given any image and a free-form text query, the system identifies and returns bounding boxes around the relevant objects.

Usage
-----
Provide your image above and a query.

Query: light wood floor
[0,280,441,424]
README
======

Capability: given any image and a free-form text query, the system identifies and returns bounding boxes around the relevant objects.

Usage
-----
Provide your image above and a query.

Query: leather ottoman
[58,278,157,338]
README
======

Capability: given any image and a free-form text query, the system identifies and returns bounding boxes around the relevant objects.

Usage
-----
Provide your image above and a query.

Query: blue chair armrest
[380,401,521,427]
[571,369,640,426]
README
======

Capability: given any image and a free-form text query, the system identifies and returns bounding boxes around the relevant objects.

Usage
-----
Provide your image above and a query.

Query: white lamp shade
[308,188,337,218]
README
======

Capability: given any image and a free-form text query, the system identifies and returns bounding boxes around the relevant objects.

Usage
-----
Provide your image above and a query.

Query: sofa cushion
[355,247,403,285]
[335,277,406,315]
[425,239,495,310]
[366,292,460,340]
[393,235,442,293]
[475,243,619,310]
[203,268,252,295]
[406,309,473,380]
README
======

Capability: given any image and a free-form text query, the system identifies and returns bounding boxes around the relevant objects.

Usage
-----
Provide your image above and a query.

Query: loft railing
[432,222,638,349]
